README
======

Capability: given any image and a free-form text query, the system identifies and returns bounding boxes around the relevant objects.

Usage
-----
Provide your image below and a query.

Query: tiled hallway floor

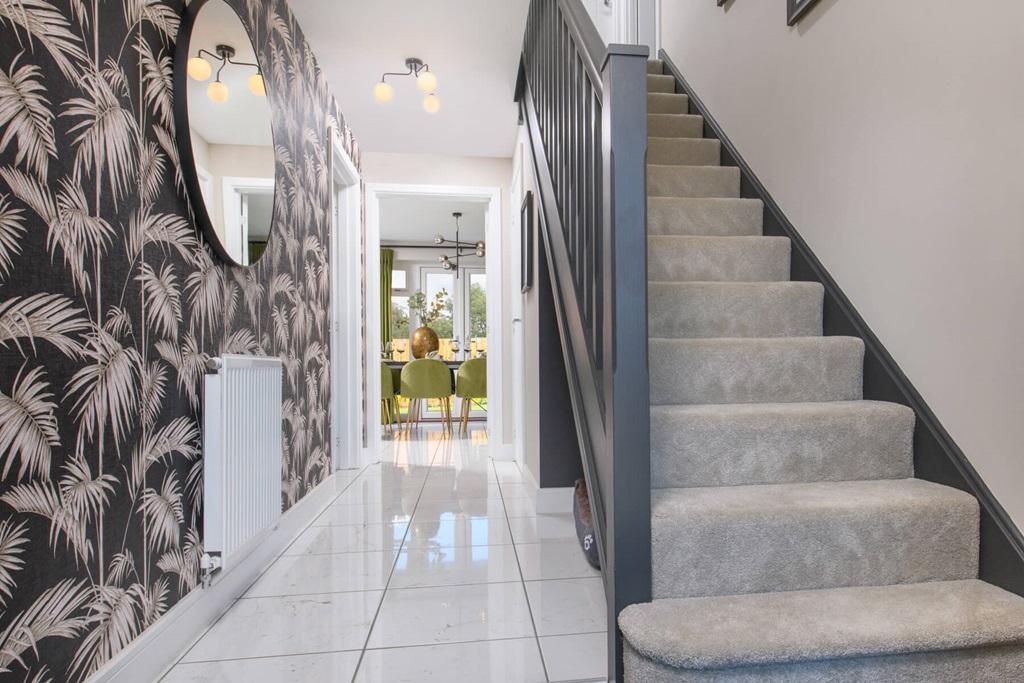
[161,428,607,682]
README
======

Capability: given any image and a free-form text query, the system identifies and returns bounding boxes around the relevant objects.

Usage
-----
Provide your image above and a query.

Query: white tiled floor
[161,427,607,683]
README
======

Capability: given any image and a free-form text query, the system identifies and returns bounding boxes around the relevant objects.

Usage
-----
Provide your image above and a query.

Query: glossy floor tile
[162,427,607,682]
[367,582,536,648]
[356,639,547,682]
[163,651,361,682]
[540,632,608,682]
[525,577,607,636]
[245,551,395,597]
[516,540,603,581]
[181,591,383,662]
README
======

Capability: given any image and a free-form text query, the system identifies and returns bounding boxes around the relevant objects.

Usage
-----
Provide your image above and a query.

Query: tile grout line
[159,465,370,680]
[494,458,552,683]
[350,428,448,683]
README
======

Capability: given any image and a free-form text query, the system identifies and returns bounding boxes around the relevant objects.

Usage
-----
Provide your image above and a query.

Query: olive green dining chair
[455,358,487,434]
[381,361,397,432]
[400,358,453,433]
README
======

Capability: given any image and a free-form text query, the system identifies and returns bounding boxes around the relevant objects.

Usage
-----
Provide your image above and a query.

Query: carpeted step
[649,114,703,138]
[647,59,664,74]
[649,336,864,405]
[649,165,740,198]
[649,197,763,237]
[647,236,790,283]
[649,281,822,338]
[651,400,915,488]
[648,138,721,166]
[621,580,1024,682]
[649,92,690,114]
[651,478,979,599]
[648,74,676,93]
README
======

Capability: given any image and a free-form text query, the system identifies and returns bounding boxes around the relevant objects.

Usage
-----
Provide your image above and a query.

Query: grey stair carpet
[622,58,1024,681]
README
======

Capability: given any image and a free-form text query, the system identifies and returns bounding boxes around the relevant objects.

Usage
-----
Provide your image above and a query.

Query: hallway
[161,429,606,682]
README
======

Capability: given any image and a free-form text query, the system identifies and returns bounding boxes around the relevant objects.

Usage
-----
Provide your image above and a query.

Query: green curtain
[380,248,394,346]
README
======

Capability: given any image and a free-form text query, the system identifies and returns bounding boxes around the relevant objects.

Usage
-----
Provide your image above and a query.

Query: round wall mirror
[174,0,275,267]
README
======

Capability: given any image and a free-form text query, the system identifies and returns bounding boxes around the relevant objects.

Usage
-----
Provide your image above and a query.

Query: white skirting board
[517,461,574,515]
[89,471,355,683]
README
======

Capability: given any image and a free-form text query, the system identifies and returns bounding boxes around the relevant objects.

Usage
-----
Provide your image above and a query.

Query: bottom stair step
[621,580,1024,682]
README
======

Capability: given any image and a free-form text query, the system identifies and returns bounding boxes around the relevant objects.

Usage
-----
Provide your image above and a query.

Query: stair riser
[649,93,690,114]
[651,402,915,488]
[648,198,763,237]
[647,237,791,283]
[648,74,676,93]
[624,643,1024,683]
[649,337,864,405]
[649,166,741,198]
[649,282,823,339]
[651,484,979,599]
[647,59,664,75]
[649,114,704,138]
[648,138,721,166]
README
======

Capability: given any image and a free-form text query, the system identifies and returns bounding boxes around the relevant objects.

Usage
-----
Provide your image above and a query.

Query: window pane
[392,269,407,290]
[391,295,410,357]
[469,273,486,357]
[423,272,455,354]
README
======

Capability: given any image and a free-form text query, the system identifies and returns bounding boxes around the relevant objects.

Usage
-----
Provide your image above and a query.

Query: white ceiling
[187,0,273,146]
[289,0,530,157]
[380,195,486,243]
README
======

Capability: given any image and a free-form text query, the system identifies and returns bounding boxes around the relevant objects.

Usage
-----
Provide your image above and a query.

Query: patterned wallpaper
[0,0,358,679]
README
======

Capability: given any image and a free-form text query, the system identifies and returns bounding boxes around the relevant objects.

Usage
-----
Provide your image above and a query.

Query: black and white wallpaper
[0,0,358,679]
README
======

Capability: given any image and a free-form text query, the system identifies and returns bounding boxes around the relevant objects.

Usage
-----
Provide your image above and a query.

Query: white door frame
[222,176,273,265]
[365,182,505,450]
[328,129,363,470]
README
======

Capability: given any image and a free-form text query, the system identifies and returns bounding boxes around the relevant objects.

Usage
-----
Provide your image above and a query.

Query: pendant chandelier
[187,44,265,103]
[373,57,441,114]
[435,212,485,277]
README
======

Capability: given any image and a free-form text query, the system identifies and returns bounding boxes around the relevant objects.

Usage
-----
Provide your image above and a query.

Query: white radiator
[202,354,283,580]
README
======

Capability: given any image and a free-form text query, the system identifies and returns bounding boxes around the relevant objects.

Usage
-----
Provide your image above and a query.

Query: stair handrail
[517,1,650,679]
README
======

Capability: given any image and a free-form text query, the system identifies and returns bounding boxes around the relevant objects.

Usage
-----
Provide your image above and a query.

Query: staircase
[619,60,1024,681]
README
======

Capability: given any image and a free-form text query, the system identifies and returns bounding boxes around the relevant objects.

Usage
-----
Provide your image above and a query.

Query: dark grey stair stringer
[621,57,1024,681]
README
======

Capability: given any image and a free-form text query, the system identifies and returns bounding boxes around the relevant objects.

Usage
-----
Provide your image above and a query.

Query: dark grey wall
[537,227,584,489]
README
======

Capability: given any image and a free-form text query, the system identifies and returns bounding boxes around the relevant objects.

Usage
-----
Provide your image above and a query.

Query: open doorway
[365,184,504,449]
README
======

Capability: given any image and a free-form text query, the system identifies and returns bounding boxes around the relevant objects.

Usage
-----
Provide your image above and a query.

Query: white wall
[361,152,516,446]
[661,0,1024,525]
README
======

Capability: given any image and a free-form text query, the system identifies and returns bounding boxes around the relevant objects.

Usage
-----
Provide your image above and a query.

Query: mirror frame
[173,0,278,267]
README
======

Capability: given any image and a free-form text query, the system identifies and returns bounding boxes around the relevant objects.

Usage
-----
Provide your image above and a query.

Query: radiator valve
[200,553,223,589]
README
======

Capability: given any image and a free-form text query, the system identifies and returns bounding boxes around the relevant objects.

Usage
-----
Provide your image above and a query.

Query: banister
[518,1,650,679]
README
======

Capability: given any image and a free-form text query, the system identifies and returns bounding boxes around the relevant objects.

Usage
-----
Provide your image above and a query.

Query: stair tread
[620,579,1024,671]
[648,236,790,283]
[648,197,763,237]
[651,400,915,488]
[650,336,864,405]
[652,477,973,519]
[648,281,823,339]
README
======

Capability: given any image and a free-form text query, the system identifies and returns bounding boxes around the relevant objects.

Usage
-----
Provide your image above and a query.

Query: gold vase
[411,326,440,359]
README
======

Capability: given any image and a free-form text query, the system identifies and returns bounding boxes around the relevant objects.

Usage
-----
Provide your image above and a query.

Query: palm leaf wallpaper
[0,0,359,679]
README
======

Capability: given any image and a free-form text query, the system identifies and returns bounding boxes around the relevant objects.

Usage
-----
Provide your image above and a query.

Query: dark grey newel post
[601,43,650,683]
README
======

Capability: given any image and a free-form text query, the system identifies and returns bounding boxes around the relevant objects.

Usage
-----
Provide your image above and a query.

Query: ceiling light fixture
[373,57,440,114]
[187,44,265,103]
[435,212,485,277]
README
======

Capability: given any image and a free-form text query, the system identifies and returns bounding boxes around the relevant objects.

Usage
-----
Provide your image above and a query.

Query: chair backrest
[401,358,452,399]
[456,357,487,399]
[380,361,395,399]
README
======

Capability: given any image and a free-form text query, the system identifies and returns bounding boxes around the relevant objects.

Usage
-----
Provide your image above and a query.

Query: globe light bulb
[422,94,440,114]
[373,81,393,104]
[187,56,212,81]
[247,72,266,96]
[207,80,229,103]
[434,234,444,245]
[416,70,437,93]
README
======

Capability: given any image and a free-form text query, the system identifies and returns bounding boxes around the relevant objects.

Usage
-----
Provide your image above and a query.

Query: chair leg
[446,397,453,435]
